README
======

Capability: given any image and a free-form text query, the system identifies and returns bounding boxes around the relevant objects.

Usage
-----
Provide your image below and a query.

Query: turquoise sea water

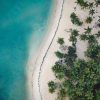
[0,0,52,100]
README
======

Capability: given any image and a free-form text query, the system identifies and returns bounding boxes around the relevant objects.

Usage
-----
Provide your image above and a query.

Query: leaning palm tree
[69,29,79,44]
[95,31,100,38]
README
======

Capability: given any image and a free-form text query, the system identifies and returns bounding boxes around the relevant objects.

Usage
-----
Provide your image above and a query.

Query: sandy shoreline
[27,0,62,100]
[32,0,65,100]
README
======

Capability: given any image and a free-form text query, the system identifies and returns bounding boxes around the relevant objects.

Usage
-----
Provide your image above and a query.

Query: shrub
[87,35,97,44]
[80,34,88,40]
[89,9,95,15]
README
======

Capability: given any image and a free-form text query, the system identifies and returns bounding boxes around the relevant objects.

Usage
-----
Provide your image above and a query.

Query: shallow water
[0,0,52,100]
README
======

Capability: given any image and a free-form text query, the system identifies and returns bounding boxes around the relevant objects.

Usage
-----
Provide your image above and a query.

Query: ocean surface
[0,0,52,100]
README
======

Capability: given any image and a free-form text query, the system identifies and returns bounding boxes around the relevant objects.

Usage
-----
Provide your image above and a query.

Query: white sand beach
[27,0,100,100]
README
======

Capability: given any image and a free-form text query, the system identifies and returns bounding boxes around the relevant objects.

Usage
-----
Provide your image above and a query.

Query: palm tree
[75,0,88,9]
[69,29,79,36]
[95,31,100,37]
[80,34,88,40]
[48,81,57,93]
[85,17,93,24]
[84,26,92,34]
[70,12,83,26]
[57,38,64,45]
[88,35,97,44]
[89,9,95,15]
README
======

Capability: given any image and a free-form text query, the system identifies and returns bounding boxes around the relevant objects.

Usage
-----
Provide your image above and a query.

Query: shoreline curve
[32,0,65,100]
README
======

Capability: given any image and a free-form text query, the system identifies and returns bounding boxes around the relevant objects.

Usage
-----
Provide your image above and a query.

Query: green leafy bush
[48,1,100,100]
[84,26,92,34]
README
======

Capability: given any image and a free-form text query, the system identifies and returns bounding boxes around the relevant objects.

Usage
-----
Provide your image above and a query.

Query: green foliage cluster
[96,90,100,100]
[48,0,100,100]
[57,38,64,45]
[69,29,79,45]
[85,17,93,24]
[48,81,57,93]
[55,51,64,59]
[70,12,83,26]
[76,0,88,9]
[89,9,95,15]
[95,0,100,5]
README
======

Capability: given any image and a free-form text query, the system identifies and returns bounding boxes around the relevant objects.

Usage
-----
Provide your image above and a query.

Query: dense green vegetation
[48,0,100,100]
[96,90,100,100]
